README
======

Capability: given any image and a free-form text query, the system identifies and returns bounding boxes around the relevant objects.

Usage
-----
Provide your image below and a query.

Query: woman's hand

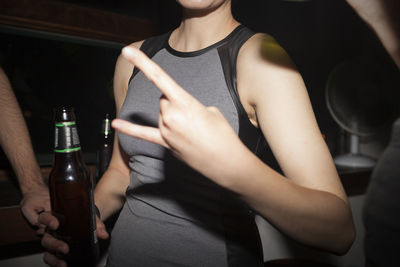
[38,212,109,267]
[112,46,251,187]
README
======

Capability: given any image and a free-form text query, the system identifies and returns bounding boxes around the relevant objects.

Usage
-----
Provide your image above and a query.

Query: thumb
[96,216,109,239]
[20,206,40,226]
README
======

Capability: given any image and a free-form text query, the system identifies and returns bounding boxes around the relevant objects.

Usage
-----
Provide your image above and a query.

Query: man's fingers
[37,225,46,236]
[121,46,187,101]
[38,212,59,230]
[43,251,67,267]
[41,233,69,254]
[112,119,169,148]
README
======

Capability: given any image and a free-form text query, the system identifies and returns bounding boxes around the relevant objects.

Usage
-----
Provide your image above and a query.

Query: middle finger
[38,212,59,230]
[41,232,69,254]
[122,46,187,102]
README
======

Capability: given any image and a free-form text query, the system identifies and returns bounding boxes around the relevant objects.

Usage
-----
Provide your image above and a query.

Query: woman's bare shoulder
[238,32,295,69]
[236,32,304,121]
[114,41,145,83]
[115,40,145,70]
[113,40,145,104]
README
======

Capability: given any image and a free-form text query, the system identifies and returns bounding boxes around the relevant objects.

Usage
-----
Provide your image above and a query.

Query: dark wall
[1,0,398,168]
[0,31,119,166]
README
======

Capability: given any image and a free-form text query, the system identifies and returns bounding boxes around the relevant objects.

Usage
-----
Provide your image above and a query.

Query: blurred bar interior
[0,0,399,266]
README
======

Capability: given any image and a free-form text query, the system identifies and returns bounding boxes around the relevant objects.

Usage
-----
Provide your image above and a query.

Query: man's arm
[0,67,50,225]
[346,0,400,69]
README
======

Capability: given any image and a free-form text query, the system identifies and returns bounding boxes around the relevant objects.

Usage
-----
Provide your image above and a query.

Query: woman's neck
[169,2,239,52]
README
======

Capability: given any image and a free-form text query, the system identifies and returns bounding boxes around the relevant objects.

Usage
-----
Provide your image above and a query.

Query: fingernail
[50,219,58,230]
[58,245,65,253]
[111,119,120,128]
[59,244,68,254]
[122,46,136,58]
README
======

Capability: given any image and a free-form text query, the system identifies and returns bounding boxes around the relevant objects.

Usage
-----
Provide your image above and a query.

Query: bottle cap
[54,106,76,122]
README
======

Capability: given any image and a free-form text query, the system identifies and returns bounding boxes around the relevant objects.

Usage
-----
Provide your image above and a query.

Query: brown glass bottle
[48,107,98,267]
[95,114,113,184]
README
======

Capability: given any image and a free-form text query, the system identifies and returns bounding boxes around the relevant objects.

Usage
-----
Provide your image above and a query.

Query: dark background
[0,0,399,167]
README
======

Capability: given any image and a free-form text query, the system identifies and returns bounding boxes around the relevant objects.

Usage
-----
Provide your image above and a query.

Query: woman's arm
[93,132,130,220]
[235,34,355,254]
[94,41,144,220]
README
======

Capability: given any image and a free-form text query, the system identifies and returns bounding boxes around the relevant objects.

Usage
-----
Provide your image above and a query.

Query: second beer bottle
[48,107,98,266]
[95,113,113,184]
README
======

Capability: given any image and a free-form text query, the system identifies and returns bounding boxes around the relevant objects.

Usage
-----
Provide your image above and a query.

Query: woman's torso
[114,25,268,266]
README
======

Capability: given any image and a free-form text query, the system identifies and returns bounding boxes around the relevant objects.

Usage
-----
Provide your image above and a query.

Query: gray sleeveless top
[117,26,275,262]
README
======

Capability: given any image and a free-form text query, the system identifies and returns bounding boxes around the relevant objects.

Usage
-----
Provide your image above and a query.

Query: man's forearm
[369,19,400,69]
[346,0,400,69]
[0,67,45,194]
[13,150,45,195]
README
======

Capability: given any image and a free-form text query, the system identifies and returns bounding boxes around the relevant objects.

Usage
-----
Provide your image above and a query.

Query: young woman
[40,0,355,266]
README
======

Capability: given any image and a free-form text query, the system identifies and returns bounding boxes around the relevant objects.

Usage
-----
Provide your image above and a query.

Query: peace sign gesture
[112,46,253,187]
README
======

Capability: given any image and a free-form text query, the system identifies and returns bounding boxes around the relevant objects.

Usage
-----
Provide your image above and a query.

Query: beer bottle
[48,107,99,267]
[95,114,113,184]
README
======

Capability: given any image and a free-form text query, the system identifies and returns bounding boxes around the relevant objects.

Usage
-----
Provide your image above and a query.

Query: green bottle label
[54,121,81,152]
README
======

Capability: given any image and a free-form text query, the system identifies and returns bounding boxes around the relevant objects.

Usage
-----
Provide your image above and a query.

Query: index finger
[38,211,59,230]
[121,46,188,101]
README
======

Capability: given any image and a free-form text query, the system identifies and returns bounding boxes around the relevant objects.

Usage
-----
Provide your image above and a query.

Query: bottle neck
[54,149,84,160]
[101,117,112,137]
[53,120,86,166]
[99,117,113,143]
